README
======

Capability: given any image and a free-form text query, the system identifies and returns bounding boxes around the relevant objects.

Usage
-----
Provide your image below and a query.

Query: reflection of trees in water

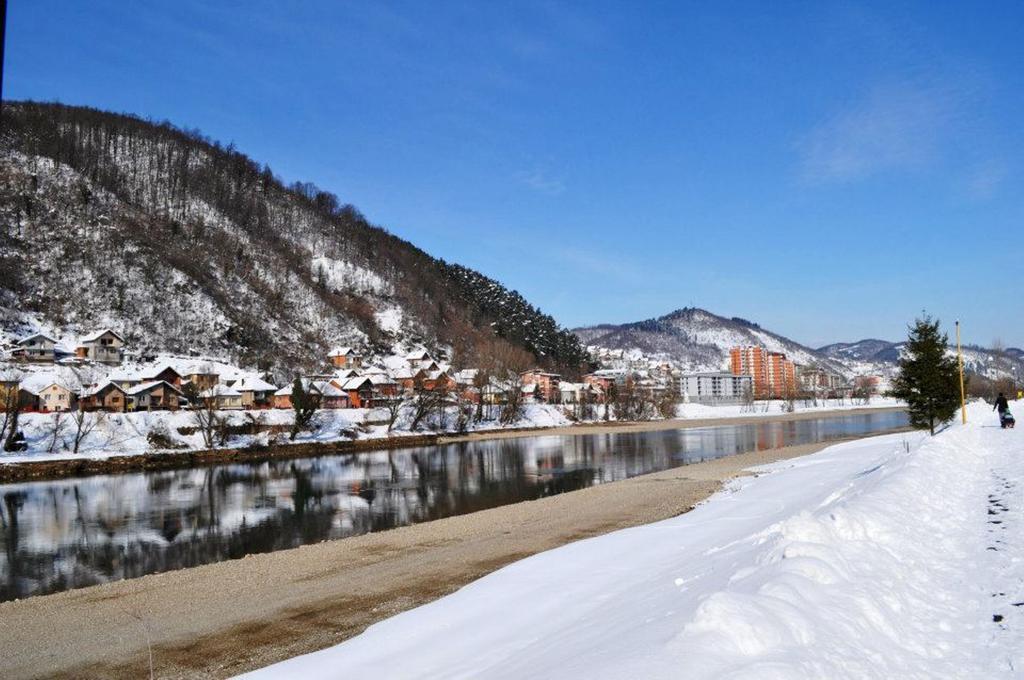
[0,412,910,601]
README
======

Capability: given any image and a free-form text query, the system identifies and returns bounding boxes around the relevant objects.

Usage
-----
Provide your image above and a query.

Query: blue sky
[6,1,1023,347]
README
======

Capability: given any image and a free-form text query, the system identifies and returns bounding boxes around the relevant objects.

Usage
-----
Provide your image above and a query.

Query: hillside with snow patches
[577,308,1023,380]
[818,338,1024,382]
[575,308,851,375]
[0,102,588,375]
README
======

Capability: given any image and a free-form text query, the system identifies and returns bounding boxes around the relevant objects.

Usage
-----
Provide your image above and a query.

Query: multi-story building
[520,369,561,403]
[730,346,796,398]
[679,372,753,404]
[75,329,125,365]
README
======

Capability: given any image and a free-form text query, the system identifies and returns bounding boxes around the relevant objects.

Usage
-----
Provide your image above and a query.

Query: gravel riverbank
[0,422,909,680]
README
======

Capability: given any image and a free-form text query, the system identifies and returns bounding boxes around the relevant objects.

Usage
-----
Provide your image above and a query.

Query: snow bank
[241,401,1020,679]
[676,396,902,420]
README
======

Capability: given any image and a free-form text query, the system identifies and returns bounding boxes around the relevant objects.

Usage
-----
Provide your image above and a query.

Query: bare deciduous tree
[70,409,105,454]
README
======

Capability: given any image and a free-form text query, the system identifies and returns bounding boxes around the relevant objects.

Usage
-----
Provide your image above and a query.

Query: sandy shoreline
[0,423,910,680]
[0,405,905,483]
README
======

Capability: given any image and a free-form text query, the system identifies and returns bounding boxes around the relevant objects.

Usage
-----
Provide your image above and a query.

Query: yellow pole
[956,320,966,424]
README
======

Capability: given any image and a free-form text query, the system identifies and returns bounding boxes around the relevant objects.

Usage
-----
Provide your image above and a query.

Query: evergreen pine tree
[890,316,961,435]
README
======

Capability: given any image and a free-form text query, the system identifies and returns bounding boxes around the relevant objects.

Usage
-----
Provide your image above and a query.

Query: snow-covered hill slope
[0,102,588,373]
[575,307,849,374]
[242,401,1024,679]
[819,339,1024,381]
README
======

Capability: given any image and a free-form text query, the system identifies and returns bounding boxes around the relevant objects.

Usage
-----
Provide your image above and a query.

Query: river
[0,410,908,601]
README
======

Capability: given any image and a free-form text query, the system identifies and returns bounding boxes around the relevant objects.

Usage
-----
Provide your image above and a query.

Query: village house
[26,381,79,412]
[854,375,884,395]
[273,380,321,409]
[140,365,183,388]
[80,381,129,412]
[366,373,400,398]
[521,383,540,403]
[74,329,125,365]
[127,381,184,411]
[232,376,278,408]
[340,376,375,408]
[390,368,427,393]
[422,370,457,393]
[313,381,349,409]
[182,368,219,393]
[0,371,20,406]
[558,382,597,405]
[328,347,362,369]
[520,369,562,403]
[200,384,244,410]
[11,333,59,363]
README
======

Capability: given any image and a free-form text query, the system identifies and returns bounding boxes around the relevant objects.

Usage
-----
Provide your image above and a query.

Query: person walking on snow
[994,392,1009,420]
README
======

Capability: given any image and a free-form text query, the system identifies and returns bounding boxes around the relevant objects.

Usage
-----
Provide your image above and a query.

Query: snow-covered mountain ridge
[576,308,1023,380]
[0,102,588,374]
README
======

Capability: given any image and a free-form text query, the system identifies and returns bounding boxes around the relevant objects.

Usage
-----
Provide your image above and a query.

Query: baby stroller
[1001,410,1016,429]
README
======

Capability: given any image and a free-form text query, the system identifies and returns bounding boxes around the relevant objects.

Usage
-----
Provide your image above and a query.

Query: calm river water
[0,410,908,601]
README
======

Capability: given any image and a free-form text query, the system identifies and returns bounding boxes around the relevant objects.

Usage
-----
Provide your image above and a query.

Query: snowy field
[0,398,901,464]
[242,400,1022,679]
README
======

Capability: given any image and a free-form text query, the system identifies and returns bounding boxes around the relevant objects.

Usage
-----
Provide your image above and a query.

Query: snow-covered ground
[0,398,901,464]
[676,396,902,419]
[242,400,1022,679]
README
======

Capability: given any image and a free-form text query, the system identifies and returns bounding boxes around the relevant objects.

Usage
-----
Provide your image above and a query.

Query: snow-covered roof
[83,380,127,397]
[333,368,360,380]
[127,380,182,396]
[341,376,373,390]
[79,328,125,343]
[328,346,358,357]
[273,379,320,397]
[200,384,242,398]
[233,376,278,392]
[313,381,347,397]
[19,372,71,395]
[16,332,58,346]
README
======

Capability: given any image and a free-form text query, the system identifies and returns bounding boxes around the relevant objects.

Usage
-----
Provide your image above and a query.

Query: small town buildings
[313,381,349,409]
[141,365,183,388]
[520,369,561,403]
[798,367,847,395]
[679,372,753,404]
[183,369,219,393]
[730,346,796,398]
[80,381,129,412]
[127,381,183,411]
[854,375,884,395]
[558,382,598,405]
[422,370,457,392]
[272,380,320,409]
[366,374,399,398]
[391,368,427,393]
[30,382,78,412]
[11,333,59,363]
[232,376,278,408]
[200,384,244,410]
[75,329,125,365]
[328,347,362,369]
[340,376,375,408]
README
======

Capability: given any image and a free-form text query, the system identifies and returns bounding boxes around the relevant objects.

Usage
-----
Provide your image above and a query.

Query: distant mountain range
[575,308,1023,381]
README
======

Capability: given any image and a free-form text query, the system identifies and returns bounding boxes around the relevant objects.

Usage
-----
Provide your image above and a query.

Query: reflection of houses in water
[1,411,907,601]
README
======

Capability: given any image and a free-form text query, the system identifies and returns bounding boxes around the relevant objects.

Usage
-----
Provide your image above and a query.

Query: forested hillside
[0,102,589,373]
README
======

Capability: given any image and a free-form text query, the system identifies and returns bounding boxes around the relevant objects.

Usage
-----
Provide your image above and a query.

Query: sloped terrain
[0,102,588,374]
[575,307,849,374]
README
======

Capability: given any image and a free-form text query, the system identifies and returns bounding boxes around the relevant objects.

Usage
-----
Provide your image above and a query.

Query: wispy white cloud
[796,82,963,183]
[515,168,566,195]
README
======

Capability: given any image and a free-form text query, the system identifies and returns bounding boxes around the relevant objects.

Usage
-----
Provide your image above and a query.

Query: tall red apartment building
[729,346,796,398]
